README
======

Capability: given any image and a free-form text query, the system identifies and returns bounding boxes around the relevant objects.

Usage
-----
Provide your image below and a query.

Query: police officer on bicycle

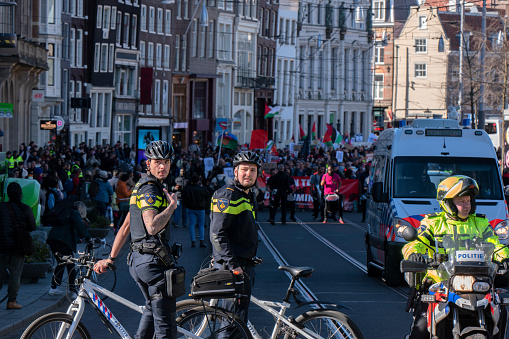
[95,140,178,339]
[210,151,261,325]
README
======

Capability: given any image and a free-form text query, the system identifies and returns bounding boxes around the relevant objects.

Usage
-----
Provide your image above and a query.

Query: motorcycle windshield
[438,234,496,280]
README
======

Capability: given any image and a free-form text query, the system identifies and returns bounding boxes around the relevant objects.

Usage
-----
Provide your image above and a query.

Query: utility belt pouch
[155,246,175,267]
[165,266,186,298]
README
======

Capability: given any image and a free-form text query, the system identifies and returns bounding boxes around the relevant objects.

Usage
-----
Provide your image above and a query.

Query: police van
[365,119,509,286]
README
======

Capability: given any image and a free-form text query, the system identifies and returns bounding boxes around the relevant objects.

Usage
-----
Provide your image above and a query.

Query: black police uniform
[210,183,258,327]
[128,174,176,339]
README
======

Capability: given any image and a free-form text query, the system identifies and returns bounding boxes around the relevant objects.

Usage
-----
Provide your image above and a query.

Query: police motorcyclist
[402,175,509,339]
[93,140,178,339]
[210,150,261,328]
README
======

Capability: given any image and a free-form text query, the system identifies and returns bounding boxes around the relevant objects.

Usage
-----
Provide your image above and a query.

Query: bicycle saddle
[278,266,314,278]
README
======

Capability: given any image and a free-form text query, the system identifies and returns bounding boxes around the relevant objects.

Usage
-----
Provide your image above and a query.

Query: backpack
[64,178,74,193]
[88,181,100,198]
[42,197,74,226]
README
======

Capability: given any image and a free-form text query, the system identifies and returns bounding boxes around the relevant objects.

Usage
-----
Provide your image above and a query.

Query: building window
[141,5,147,31]
[103,6,111,30]
[70,28,75,66]
[308,47,314,89]
[192,19,198,57]
[165,10,171,35]
[94,43,100,72]
[116,11,122,45]
[131,15,137,47]
[415,38,427,53]
[182,35,187,70]
[226,0,232,11]
[97,5,103,28]
[208,20,214,58]
[123,13,130,47]
[100,44,108,72]
[291,20,296,44]
[415,63,427,78]
[148,42,154,67]
[77,0,83,17]
[109,44,114,72]
[149,7,155,33]
[157,8,163,34]
[177,0,182,18]
[175,35,180,70]
[162,81,169,114]
[111,7,117,29]
[374,74,384,99]
[374,46,384,64]
[115,115,132,145]
[374,0,384,20]
[200,25,206,58]
[76,29,83,66]
[438,36,444,52]
[154,80,160,113]
[184,0,189,18]
[164,44,170,69]
[140,41,146,66]
[419,16,427,29]
[331,47,337,90]
[307,3,312,24]
[47,43,55,86]
[156,43,162,68]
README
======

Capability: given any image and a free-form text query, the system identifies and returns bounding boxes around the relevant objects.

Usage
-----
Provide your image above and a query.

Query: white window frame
[76,29,83,67]
[374,0,385,21]
[131,15,138,47]
[165,10,171,35]
[100,43,108,72]
[149,7,155,33]
[140,41,146,66]
[415,63,427,78]
[157,8,163,34]
[419,16,427,29]
[415,38,427,53]
[156,43,162,69]
[148,42,154,67]
[103,6,111,30]
[111,7,117,29]
[77,0,83,17]
[154,80,161,114]
[164,44,170,69]
[70,28,76,67]
[94,43,100,72]
[374,74,384,99]
[141,5,147,31]
[97,5,103,28]
[162,80,169,114]
[374,46,384,64]
[175,35,180,71]
[123,13,130,48]
[208,20,214,58]
[109,44,114,72]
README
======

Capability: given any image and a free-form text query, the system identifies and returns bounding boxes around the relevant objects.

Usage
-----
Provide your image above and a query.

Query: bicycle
[21,252,252,339]
[177,264,364,339]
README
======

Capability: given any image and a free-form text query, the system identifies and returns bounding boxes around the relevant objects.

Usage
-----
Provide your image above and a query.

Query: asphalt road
[9,209,414,338]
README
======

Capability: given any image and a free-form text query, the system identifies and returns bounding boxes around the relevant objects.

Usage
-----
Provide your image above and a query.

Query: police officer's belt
[130,242,159,254]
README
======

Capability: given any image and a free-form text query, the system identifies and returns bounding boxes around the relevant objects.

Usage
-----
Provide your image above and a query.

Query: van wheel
[366,245,380,277]
[383,250,403,286]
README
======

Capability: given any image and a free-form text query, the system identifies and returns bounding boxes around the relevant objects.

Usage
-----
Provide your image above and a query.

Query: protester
[182,174,210,248]
[46,201,91,298]
[0,182,37,309]
[170,168,189,228]
[267,164,291,225]
[91,170,113,217]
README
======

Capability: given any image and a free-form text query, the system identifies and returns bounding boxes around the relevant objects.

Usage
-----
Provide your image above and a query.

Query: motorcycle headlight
[495,220,509,241]
[452,276,475,292]
[394,218,413,238]
[472,282,490,293]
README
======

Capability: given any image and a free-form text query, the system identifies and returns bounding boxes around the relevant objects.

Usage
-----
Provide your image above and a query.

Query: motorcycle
[400,226,509,338]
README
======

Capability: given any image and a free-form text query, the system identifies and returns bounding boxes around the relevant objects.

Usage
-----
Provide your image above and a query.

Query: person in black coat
[182,174,210,248]
[266,164,291,225]
[0,182,36,309]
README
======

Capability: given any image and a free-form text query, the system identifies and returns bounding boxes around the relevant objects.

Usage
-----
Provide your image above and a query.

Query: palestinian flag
[311,122,317,140]
[217,131,238,150]
[264,140,274,150]
[299,125,306,141]
[264,103,281,119]
[323,124,342,146]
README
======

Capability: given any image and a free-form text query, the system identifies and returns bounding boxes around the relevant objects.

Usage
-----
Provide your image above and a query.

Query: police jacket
[130,174,169,244]
[402,211,509,283]
[210,183,258,269]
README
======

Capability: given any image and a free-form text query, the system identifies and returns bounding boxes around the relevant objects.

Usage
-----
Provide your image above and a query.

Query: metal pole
[478,0,486,129]
[217,132,224,166]
[458,0,465,120]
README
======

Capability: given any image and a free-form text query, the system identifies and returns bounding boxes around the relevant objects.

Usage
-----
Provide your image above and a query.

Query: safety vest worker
[6,152,15,170]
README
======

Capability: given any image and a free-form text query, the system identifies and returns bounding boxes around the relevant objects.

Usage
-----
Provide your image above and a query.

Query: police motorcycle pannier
[191,267,244,299]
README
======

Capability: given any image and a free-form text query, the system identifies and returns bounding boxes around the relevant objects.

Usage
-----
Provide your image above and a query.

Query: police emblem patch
[217,198,229,212]
[145,194,157,206]
[417,224,427,235]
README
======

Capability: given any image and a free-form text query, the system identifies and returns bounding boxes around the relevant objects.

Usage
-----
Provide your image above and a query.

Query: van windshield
[393,157,502,199]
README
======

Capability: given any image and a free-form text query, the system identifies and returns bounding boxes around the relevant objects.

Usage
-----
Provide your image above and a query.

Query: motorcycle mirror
[402,226,418,242]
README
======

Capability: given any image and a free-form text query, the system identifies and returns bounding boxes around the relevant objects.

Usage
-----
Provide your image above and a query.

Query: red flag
[299,125,306,141]
[264,103,271,118]
[311,122,317,140]
[249,129,268,149]
[271,144,278,156]
[291,134,295,142]
[140,67,153,105]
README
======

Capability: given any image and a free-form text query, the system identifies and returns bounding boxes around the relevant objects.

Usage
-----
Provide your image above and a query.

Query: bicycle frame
[62,278,201,339]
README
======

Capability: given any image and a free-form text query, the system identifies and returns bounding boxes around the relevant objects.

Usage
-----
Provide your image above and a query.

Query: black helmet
[233,151,261,168]
[145,141,174,160]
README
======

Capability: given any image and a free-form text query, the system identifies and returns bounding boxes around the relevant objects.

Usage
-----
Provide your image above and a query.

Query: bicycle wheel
[21,312,91,339]
[288,309,364,339]
[177,306,252,339]
[176,299,210,317]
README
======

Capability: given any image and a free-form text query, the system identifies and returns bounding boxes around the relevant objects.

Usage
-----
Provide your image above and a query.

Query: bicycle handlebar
[55,252,117,271]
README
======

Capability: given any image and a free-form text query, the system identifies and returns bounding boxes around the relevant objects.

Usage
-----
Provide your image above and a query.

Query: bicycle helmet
[145,140,174,160]
[436,175,479,218]
[233,151,261,169]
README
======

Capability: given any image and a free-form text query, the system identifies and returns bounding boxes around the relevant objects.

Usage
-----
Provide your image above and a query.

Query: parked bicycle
[21,252,251,339]
[177,264,364,339]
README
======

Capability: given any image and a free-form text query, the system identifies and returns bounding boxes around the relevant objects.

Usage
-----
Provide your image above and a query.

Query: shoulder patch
[417,224,427,235]
[427,213,440,218]
[475,213,486,218]
[216,198,230,212]
[144,193,157,206]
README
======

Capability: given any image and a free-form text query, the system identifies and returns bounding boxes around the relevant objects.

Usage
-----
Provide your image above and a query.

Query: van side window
[373,155,386,183]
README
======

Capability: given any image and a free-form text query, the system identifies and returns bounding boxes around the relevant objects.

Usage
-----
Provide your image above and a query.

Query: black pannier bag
[191,267,244,299]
